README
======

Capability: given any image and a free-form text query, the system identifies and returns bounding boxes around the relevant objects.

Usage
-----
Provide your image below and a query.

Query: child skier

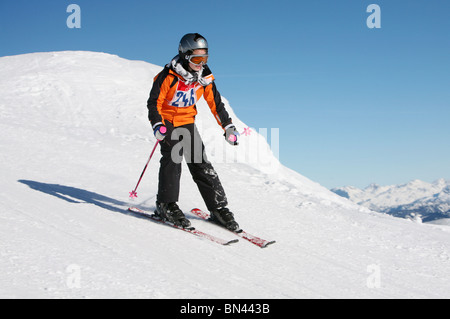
[147,33,240,231]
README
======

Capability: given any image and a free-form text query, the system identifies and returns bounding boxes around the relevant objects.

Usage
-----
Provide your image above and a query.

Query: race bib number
[170,81,197,108]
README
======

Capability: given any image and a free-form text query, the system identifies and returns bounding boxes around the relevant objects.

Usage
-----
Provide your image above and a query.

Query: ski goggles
[188,54,209,65]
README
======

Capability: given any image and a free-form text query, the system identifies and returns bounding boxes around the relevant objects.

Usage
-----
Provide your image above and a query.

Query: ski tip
[261,240,276,248]
[225,239,239,246]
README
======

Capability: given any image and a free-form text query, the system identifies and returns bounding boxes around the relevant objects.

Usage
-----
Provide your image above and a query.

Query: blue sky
[1,0,449,189]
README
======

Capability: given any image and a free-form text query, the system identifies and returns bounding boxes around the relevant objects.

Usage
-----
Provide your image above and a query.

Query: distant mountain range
[331,179,450,224]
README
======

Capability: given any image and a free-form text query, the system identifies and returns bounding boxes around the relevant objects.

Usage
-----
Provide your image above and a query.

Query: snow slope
[1,51,450,299]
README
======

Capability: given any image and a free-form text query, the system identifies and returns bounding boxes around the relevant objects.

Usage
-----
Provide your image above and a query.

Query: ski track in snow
[1,51,449,299]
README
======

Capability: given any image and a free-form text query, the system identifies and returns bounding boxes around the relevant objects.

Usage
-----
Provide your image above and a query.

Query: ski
[190,208,276,248]
[128,207,239,246]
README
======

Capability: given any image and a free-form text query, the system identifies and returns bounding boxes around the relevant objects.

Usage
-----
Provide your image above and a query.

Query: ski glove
[224,125,240,146]
[154,124,167,141]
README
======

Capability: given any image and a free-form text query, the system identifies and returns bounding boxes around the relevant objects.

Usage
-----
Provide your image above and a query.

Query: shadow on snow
[17,179,157,220]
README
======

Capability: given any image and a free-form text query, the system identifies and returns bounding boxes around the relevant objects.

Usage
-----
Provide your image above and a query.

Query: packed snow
[1,51,449,299]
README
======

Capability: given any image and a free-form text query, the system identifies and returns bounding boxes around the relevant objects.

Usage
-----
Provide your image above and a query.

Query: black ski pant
[157,121,228,211]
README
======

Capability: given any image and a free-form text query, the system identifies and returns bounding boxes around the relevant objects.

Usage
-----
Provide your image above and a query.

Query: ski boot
[155,202,191,228]
[210,207,240,232]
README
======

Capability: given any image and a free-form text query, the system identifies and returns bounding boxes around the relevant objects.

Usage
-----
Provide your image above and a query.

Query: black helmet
[178,33,208,61]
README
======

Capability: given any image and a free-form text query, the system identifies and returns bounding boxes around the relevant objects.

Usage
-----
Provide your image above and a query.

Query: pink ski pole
[129,140,160,199]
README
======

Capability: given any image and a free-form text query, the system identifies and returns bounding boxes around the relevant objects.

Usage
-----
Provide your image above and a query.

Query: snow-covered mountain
[1,51,450,299]
[331,179,450,223]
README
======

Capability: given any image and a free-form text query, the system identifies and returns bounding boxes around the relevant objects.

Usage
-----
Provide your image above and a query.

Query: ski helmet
[178,33,208,60]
